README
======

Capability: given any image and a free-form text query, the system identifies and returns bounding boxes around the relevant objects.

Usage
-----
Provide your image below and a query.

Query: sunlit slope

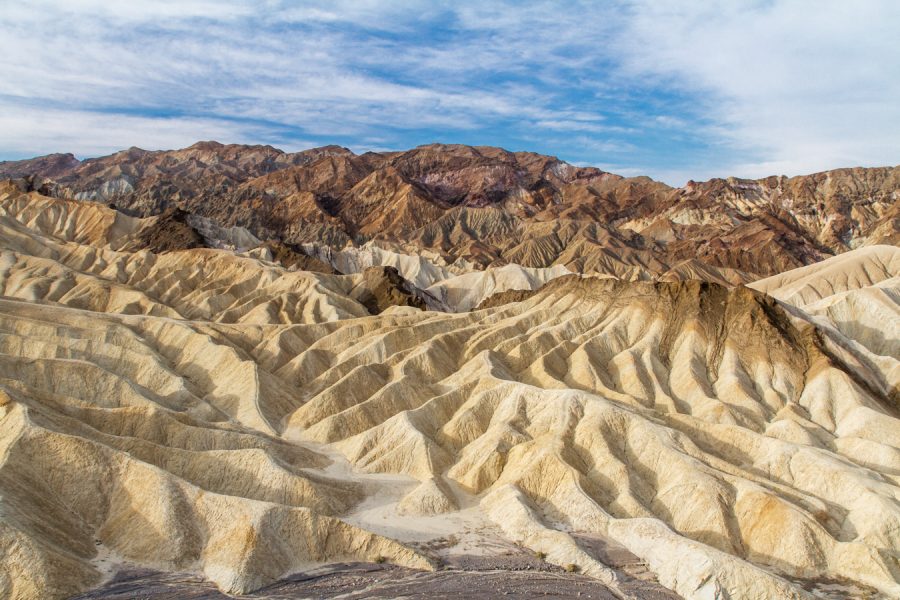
[0,185,404,322]
[0,298,433,599]
[750,245,900,307]
[268,277,899,598]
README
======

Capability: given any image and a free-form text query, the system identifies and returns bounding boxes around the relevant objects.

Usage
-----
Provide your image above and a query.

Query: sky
[0,0,897,185]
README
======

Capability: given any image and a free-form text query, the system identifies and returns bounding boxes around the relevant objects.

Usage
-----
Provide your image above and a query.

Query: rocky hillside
[3,141,897,279]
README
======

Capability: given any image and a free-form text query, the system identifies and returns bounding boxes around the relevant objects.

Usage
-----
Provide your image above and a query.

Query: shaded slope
[750,245,900,307]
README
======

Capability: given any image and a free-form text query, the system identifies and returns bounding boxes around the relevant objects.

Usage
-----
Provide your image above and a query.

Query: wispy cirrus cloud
[0,100,302,157]
[0,1,896,185]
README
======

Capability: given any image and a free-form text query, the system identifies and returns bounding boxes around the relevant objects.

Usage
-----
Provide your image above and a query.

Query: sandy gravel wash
[0,189,899,599]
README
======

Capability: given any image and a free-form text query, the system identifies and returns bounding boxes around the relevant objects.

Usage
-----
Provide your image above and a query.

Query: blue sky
[0,1,897,185]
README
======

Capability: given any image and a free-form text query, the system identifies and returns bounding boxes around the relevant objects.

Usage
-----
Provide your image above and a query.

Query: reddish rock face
[1,142,896,279]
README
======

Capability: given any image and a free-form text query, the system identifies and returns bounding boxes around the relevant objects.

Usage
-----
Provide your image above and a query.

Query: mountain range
[3,142,897,282]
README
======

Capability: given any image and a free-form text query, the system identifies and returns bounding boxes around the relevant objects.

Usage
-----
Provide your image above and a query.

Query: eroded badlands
[0,185,898,599]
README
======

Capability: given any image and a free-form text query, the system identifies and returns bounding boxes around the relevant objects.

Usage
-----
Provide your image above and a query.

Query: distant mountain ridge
[2,141,897,279]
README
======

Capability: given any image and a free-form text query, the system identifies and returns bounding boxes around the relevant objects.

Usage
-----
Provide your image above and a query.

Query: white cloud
[0,0,571,157]
[616,0,900,179]
[567,136,637,154]
[2,0,252,23]
[0,102,304,158]
[653,115,686,129]
[534,120,611,134]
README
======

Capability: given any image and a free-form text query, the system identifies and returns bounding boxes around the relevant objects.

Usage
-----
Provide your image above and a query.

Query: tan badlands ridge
[0,164,898,599]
